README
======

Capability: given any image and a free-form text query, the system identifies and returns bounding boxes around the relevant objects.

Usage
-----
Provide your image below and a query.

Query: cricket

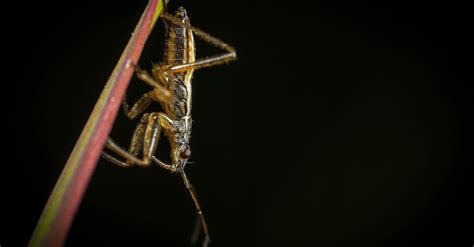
[101,5,236,247]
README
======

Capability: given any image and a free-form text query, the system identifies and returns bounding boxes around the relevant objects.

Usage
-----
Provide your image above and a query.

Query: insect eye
[179,148,191,159]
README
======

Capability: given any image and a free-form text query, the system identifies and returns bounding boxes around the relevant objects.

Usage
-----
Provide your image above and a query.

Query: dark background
[3,0,473,246]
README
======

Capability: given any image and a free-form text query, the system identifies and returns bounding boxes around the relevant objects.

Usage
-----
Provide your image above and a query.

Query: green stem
[29,1,165,246]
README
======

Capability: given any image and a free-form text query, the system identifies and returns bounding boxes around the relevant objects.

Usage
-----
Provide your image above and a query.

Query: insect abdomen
[164,7,195,118]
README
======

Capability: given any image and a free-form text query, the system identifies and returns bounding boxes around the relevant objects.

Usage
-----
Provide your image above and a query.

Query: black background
[3,0,473,246]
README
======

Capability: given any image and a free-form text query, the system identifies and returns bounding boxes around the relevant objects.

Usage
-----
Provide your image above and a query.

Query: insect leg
[103,112,173,167]
[102,113,148,167]
[151,156,177,172]
[178,169,211,247]
[122,92,153,120]
[102,152,132,167]
[160,13,237,73]
[134,65,172,100]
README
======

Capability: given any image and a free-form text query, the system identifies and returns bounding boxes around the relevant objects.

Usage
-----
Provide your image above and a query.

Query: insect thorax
[173,116,192,143]
[164,115,192,161]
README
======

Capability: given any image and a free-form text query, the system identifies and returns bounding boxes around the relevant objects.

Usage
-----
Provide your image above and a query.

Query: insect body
[102,6,236,247]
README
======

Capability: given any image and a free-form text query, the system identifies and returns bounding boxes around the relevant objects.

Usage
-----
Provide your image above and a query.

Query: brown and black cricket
[102,6,236,247]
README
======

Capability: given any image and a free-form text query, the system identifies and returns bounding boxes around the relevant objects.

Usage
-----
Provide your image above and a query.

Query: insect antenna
[178,169,211,247]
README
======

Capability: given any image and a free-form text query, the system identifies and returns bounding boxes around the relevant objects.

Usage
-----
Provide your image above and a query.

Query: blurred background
[4,0,473,246]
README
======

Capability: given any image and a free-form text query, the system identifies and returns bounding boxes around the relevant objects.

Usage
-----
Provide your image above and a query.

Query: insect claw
[130,62,148,77]
[129,61,138,69]
[134,65,144,74]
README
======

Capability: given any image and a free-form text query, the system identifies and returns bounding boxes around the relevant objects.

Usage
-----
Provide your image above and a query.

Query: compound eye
[179,148,191,159]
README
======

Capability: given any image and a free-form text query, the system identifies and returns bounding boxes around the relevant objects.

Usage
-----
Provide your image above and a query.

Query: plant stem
[29,1,166,246]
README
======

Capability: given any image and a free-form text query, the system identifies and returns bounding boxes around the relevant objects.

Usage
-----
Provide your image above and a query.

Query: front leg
[102,112,174,167]
[121,92,153,120]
